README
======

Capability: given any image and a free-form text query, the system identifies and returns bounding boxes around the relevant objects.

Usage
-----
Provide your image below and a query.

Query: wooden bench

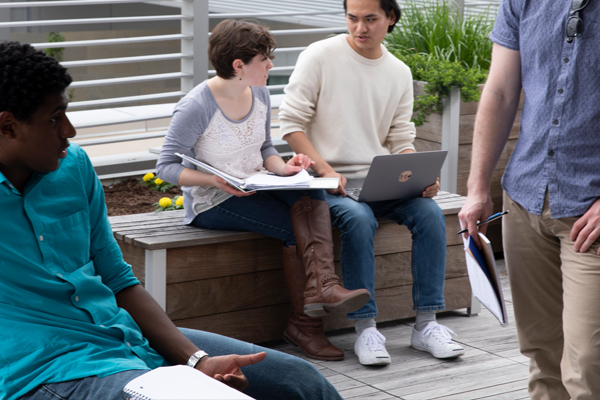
[109,191,477,344]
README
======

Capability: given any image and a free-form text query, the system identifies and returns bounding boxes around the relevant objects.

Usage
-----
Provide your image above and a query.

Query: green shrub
[385,0,494,125]
[44,32,66,62]
[386,0,494,71]
[398,52,487,126]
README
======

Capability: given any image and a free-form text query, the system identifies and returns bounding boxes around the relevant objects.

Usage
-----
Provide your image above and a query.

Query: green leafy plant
[386,0,493,70]
[398,52,487,126]
[141,173,177,193]
[44,32,66,61]
[153,195,184,212]
[385,0,493,125]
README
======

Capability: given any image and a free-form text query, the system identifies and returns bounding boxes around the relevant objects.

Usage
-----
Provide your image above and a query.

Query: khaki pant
[502,191,600,400]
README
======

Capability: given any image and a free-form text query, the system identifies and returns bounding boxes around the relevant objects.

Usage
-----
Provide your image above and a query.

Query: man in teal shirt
[0,41,342,400]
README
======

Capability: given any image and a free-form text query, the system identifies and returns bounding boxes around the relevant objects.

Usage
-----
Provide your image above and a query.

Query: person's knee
[414,198,445,229]
[336,204,377,233]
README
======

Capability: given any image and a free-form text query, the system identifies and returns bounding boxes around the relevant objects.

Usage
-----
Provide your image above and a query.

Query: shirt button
[39,235,44,241]
[126,342,131,347]
[558,88,564,94]
[563,58,569,63]
[548,150,555,156]
[99,325,106,328]
[552,119,559,125]
[75,296,79,302]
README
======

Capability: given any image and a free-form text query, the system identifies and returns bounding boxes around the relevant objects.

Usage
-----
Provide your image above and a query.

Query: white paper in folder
[462,231,508,326]
[122,365,255,400]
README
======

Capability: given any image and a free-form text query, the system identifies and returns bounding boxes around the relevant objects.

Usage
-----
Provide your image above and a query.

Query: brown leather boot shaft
[281,245,305,315]
[281,245,344,361]
[290,196,371,317]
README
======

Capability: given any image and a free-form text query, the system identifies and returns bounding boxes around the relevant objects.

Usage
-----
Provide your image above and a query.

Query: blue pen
[456,210,509,235]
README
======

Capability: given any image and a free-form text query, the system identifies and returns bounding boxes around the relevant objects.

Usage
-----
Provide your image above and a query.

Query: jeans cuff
[346,313,378,320]
[413,304,445,312]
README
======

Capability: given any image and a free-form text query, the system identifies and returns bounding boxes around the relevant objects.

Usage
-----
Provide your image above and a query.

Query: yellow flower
[159,197,172,208]
[154,178,164,185]
[175,196,184,207]
[143,173,155,182]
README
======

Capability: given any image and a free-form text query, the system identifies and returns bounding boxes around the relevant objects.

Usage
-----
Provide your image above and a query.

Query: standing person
[279,0,465,366]
[459,0,600,399]
[0,40,344,400]
[156,19,370,362]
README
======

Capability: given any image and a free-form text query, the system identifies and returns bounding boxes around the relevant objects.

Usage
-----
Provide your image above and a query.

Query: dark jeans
[21,329,342,400]
[191,189,326,247]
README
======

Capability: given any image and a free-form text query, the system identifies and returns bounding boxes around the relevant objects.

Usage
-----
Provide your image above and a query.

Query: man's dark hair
[343,0,401,33]
[208,19,276,80]
[0,41,72,121]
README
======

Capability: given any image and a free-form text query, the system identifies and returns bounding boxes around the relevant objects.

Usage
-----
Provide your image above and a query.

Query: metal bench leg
[467,293,481,316]
[145,249,167,311]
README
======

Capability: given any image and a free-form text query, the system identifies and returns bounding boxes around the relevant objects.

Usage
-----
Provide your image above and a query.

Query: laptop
[344,151,448,202]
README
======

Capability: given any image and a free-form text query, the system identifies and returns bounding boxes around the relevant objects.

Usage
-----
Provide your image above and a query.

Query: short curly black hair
[0,41,72,121]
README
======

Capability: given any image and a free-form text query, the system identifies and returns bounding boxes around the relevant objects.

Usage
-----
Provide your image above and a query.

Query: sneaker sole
[357,355,391,366]
[411,342,465,359]
[304,291,371,317]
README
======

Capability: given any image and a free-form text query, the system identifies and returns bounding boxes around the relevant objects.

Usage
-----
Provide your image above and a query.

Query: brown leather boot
[282,245,344,361]
[290,196,371,317]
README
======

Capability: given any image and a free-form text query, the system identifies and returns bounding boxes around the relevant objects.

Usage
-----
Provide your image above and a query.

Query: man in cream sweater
[280,0,465,365]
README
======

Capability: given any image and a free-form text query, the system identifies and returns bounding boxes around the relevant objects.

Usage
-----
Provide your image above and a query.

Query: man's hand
[570,198,600,254]
[197,352,267,392]
[281,153,315,176]
[422,178,440,198]
[458,192,494,248]
[211,176,255,197]
[322,170,347,196]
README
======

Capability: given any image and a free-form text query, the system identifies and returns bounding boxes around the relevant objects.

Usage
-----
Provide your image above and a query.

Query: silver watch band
[186,350,209,368]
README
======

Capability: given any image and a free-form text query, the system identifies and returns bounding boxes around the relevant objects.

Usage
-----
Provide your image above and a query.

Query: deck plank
[266,259,531,400]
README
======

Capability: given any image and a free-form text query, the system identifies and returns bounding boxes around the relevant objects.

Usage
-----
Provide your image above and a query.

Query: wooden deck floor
[266,259,531,399]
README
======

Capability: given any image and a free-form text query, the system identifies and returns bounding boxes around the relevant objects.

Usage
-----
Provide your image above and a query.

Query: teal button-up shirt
[0,144,165,400]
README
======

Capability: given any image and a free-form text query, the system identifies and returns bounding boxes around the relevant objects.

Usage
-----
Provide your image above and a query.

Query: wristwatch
[187,350,209,368]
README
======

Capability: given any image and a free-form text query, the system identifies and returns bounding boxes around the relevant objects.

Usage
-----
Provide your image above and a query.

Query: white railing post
[181,0,208,92]
[440,87,460,193]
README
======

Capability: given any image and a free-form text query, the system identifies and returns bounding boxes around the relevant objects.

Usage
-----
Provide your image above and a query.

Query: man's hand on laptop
[422,177,440,198]
[322,170,347,196]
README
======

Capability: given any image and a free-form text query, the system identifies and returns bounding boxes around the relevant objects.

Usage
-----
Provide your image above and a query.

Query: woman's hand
[211,175,255,197]
[280,153,315,176]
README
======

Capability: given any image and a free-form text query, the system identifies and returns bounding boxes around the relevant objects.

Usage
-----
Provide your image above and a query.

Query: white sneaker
[354,327,391,365]
[411,321,465,359]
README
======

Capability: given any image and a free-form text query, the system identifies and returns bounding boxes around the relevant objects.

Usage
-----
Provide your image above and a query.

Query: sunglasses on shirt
[566,0,589,42]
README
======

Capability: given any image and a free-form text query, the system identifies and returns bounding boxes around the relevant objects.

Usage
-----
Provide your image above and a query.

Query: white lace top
[156,81,278,224]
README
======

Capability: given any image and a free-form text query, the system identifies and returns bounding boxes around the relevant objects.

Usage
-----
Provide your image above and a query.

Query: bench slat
[109,194,467,250]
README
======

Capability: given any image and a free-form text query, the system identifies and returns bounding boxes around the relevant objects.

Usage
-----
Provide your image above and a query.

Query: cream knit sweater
[279,34,416,180]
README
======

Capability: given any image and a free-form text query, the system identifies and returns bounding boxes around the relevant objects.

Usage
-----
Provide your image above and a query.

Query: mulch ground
[103,178,182,216]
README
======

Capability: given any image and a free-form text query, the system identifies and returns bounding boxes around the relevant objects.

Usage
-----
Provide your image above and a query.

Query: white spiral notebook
[122,365,255,400]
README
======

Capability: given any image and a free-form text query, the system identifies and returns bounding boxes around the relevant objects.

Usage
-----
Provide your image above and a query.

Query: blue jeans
[21,328,342,400]
[191,189,325,247]
[324,193,446,319]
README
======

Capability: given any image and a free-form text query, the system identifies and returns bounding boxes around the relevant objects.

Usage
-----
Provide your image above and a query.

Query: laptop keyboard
[345,187,362,201]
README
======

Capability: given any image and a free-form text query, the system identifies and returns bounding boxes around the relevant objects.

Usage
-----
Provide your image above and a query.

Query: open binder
[462,232,508,326]
[176,153,339,192]
[122,365,255,400]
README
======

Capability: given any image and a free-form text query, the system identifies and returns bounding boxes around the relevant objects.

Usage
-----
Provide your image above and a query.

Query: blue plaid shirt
[491,0,600,218]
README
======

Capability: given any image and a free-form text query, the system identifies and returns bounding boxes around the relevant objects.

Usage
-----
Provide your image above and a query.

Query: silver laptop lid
[356,151,447,202]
